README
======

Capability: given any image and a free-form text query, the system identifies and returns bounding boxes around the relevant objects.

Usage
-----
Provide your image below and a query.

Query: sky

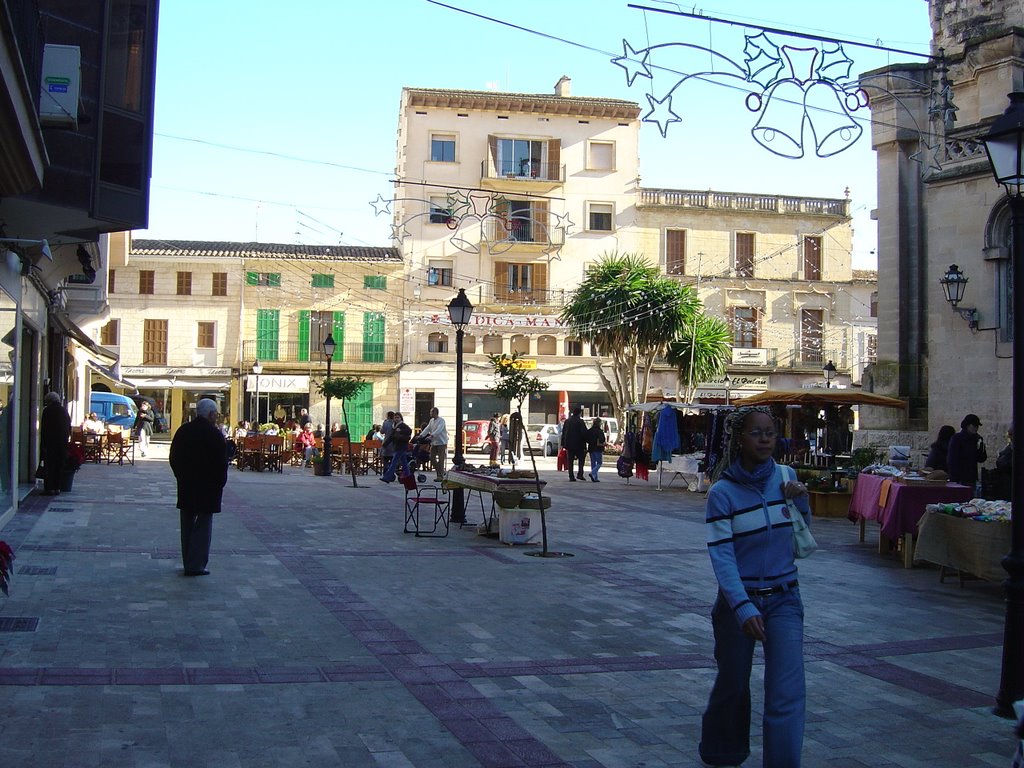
[136,0,934,269]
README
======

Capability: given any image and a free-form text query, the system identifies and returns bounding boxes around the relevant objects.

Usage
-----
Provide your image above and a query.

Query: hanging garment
[651,407,681,463]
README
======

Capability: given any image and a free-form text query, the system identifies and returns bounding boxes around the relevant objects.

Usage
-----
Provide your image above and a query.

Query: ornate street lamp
[982,91,1024,717]
[321,334,336,477]
[448,288,474,523]
[251,360,263,425]
[723,373,732,406]
[822,360,837,388]
[939,264,979,330]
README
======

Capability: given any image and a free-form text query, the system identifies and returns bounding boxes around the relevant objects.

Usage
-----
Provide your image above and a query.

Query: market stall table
[914,510,1011,583]
[444,469,548,536]
[847,472,974,567]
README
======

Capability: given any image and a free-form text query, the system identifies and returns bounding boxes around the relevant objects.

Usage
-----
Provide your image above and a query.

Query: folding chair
[401,472,450,538]
[104,431,135,466]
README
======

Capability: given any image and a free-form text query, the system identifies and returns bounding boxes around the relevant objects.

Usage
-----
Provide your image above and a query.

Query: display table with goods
[914,499,1012,583]
[803,471,853,518]
[847,467,974,567]
[444,467,547,539]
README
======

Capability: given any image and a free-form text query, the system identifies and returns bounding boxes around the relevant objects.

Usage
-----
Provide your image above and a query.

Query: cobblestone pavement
[0,445,1017,767]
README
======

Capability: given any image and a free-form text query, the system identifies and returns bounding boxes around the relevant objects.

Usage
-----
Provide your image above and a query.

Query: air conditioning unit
[39,44,81,128]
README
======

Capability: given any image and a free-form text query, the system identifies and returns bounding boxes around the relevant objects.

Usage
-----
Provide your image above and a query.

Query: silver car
[526,423,561,456]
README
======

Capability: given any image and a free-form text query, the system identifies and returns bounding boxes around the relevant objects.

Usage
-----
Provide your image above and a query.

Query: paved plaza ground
[0,442,1018,767]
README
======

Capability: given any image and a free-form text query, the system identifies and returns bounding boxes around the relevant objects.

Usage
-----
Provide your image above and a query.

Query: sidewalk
[0,449,1016,767]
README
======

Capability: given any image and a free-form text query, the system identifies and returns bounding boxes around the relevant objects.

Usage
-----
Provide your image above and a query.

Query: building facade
[861,0,1022,457]
[0,0,160,523]
[393,79,646,426]
[103,238,404,438]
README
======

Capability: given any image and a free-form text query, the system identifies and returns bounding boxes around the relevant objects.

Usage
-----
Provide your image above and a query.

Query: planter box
[59,469,77,493]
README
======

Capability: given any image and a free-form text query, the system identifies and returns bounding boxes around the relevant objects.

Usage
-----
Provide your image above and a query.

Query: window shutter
[752,307,761,348]
[269,273,282,287]
[547,139,560,180]
[297,310,310,362]
[666,230,685,274]
[333,312,346,361]
[534,200,549,242]
[494,261,509,302]
[533,262,548,302]
[488,135,498,176]
[246,272,258,286]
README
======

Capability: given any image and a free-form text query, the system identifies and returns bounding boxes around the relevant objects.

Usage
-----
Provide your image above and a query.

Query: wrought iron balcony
[481,160,565,183]
[242,341,399,366]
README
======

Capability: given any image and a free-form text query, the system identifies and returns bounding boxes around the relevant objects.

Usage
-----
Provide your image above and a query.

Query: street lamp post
[982,90,1024,717]
[252,360,263,426]
[823,360,837,388]
[723,373,732,406]
[322,334,336,477]
[448,288,474,523]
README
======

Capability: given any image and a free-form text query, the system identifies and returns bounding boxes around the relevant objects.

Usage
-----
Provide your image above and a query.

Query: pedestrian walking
[487,413,500,467]
[700,406,810,767]
[560,406,588,481]
[380,413,412,483]
[169,398,228,576]
[133,401,155,457]
[40,392,71,496]
[586,417,606,482]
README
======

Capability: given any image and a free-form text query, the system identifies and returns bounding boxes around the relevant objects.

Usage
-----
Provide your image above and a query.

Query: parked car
[462,419,491,453]
[89,392,138,430]
[598,416,619,445]
[526,423,561,456]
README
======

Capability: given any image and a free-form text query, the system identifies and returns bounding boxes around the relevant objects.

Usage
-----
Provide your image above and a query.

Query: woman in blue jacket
[699,406,810,768]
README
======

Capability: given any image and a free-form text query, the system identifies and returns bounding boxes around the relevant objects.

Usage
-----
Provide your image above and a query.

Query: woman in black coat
[40,392,71,496]
[924,425,955,471]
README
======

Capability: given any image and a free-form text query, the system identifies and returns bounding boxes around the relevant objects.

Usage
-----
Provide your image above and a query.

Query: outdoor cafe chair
[237,436,264,471]
[104,430,135,466]
[263,435,285,473]
[401,472,449,538]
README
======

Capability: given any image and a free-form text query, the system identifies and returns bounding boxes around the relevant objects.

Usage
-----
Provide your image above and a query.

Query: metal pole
[254,374,259,425]
[451,326,466,523]
[323,354,332,477]
[995,193,1024,716]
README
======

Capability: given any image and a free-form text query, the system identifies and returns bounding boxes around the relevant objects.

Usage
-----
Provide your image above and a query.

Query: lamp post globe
[447,288,474,523]
[251,360,263,425]
[982,91,1024,717]
[322,334,336,477]
[822,360,837,388]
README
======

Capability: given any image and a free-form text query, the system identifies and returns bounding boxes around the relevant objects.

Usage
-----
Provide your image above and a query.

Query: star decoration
[390,222,410,241]
[551,210,575,234]
[909,140,943,173]
[643,93,682,138]
[612,40,652,87]
[370,194,392,217]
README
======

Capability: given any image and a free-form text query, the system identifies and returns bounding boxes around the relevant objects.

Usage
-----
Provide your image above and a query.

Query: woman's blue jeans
[382,449,411,482]
[589,451,603,477]
[699,588,805,767]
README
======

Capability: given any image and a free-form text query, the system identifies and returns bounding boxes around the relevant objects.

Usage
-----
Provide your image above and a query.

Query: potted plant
[61,443,85,492]
[315,375,366,488]
[310,454,329,476]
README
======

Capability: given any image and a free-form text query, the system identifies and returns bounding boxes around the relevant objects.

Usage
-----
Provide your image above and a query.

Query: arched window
[537,335,557,355]
[985,200,1013,342]
[427,332,449,353]
[510,334,530,355]
[564,338,583,356]
[482,334,503,354]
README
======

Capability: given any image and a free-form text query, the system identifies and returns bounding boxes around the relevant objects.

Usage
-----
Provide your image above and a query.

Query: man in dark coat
[947,413,987,488]
[40,392,71,496]
[560,405,588,482]
[169,398,228,576]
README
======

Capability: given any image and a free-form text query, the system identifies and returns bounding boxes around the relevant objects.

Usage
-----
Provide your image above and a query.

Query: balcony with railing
[489,286,567,307]
[241,341,400,367]
[480,159,565,189]
[638,188,850,218]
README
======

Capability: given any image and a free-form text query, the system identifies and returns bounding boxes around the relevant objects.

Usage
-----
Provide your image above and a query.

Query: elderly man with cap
[947,413,988,489]
[169,398,228,576]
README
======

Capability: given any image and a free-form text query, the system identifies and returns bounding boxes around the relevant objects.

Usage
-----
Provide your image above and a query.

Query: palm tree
[560,252,699,426]
[665,315,733,403]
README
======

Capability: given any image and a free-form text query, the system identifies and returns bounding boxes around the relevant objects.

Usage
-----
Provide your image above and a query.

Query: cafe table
[847,472,974,567]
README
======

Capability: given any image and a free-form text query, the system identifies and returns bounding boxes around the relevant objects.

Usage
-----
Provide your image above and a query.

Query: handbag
[556,447,567,471]
[782,465,817,558]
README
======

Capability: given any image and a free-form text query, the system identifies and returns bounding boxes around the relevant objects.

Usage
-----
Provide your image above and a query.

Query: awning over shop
[730,390,907,409]
[129,377,232,391]
[52,311,117,364]
[85,359,136,390]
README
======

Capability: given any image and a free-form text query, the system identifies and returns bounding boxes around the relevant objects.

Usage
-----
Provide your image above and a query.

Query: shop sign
[732,348,768,366]
[498,357,537,370]
[417,312,565,329]
[699,375,768,391]
[123,366,232,376]
[245,374,309,393]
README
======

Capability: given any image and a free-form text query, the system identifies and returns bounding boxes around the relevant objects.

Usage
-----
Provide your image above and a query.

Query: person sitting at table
[330,423,348,439]
[365,424,381,441]
[295,423,318,466]
[83,412,104,434]
[947,414,987,488]
[233,421,249,440]
[924,425,955,472]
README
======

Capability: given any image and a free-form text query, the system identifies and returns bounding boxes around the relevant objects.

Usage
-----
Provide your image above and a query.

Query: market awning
[86,359,136,390]
[730,390,907,409]
[128,376,232,391]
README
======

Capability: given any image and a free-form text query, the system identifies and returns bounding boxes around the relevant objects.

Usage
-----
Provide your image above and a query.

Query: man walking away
[560,406,588,482]
[170,398,228,576]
